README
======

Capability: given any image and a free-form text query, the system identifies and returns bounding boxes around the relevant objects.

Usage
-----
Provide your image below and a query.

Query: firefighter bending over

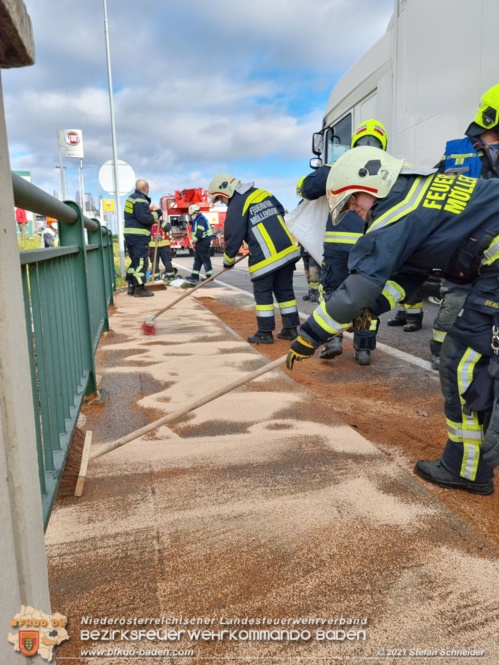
[287,146,499,495]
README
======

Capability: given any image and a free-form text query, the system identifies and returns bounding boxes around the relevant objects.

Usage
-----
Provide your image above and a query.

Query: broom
[60,352,288,497]
[145,227,167,292]
[141,254,246,335]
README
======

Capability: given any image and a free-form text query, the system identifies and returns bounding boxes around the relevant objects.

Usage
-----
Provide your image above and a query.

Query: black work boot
[319,337,343,359]
[247,331,274,344]
[302,292,311,301]
[309,288,320,303]
[354,349,371,366]
[134,285,154,298]
[403,320,422,332]
[277,327,298,341]
[387,311,406,326]
[127,283,135,296]
[414,459,494,495]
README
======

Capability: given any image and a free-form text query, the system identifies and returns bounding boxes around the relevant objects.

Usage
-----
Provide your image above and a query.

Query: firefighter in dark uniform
[429,84,499,370]
[300,119,387,365]
[149,218,176,281]
[208,173,301,344]
[124,179,164,297]
[187,204,214,282]
[286,145,499,495]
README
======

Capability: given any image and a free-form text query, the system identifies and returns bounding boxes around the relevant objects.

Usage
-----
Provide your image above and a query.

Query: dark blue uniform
[223,186,300,332]
[124,190,162,288]
[300,170,499,487]
[189,213,214,282]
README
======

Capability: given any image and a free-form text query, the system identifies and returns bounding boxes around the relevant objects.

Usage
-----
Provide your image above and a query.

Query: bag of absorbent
[284,198,328,266]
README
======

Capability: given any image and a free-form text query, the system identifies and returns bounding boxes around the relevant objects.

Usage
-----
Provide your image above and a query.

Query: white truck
[311,0,499,168]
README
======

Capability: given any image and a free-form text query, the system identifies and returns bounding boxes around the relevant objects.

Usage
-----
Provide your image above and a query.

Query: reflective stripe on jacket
[192,213,213,241]
[223,187,300,280]
[149,223,171,247]
[124,190,160,237]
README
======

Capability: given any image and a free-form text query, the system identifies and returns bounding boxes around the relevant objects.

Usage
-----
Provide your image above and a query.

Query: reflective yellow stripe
[368,176,433,232]
[278,300,297,309]
[381,280,405,309]
[404,302,423,312]
[124,228,151,236]
[278,215,295,245]
[432,329,446,343]
[223,253,235,264]
[324,231,362,244]
[249,246,300,277]
[312,301,350,336]
[256,304,274,311]
[257,223,277,255]
[481,234,499,267]
[242,189,271,215]
[457,348,483,480]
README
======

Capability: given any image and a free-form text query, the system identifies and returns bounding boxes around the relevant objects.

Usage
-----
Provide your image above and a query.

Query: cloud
[4,0,394,211]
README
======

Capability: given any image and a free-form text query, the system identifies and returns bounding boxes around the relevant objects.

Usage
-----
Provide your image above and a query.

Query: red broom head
[141,319,156,335]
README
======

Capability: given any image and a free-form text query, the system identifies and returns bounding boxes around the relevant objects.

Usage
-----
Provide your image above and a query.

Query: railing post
[0,3,53,662]
[88,218,110,333]
[58,201,98,395]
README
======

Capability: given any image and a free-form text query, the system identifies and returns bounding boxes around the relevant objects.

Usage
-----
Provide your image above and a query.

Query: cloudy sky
[4,0,394,213]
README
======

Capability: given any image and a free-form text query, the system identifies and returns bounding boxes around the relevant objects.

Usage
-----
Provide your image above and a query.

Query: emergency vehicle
[311,0,499,168]
[159,188,226,256]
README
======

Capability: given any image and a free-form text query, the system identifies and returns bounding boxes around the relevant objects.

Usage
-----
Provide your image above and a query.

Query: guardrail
[14,173,115,525]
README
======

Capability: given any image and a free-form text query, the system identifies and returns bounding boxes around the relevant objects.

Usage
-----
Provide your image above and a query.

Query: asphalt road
[171,252,441,364]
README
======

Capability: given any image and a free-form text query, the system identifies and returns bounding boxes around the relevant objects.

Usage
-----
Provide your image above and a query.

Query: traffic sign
[98,160,135,196]
[102,199,115,211]
[57,129,84,158]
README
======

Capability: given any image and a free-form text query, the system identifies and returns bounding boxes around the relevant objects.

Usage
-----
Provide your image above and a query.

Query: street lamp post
[55,165,68,200]
[103,0,125,276]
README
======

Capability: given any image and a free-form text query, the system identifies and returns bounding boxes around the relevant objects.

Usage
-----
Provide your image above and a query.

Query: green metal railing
[14,173,115,526]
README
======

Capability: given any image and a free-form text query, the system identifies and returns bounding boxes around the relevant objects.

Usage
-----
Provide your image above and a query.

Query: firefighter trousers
[190,239,213,281]
[153,246,174,277]
[125,235,150,287]
[439,270,499,483]
[252,263,299,332]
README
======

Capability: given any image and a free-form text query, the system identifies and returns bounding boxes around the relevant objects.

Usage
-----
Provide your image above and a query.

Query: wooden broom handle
[90,353,287,460]
[151,254,246,320]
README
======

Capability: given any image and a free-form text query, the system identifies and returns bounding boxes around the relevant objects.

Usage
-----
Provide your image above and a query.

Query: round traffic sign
[66,131,80,146]
[98,160,136,196]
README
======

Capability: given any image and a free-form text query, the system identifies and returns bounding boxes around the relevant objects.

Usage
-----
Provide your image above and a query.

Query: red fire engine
[160,188,226,256]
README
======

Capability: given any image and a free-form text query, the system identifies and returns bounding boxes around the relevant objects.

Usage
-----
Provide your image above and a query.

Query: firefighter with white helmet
[187,203,214,283]
[300,119,388,365]
[287,144,499,495]
[208,172,301,344]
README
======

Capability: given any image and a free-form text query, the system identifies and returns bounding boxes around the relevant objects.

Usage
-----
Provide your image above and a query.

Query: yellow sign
[103,199,115,211]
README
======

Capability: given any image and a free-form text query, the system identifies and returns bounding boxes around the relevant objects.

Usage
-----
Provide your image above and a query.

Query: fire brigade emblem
[19,630,39,656]
[8,606,69,662]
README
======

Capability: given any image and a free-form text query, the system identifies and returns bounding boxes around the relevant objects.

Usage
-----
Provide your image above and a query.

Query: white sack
[284,197,329,265]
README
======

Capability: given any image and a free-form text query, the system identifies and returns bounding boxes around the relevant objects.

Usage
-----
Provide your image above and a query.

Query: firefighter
[187,204,214,282]
[149,216,176,282]
[300,119,387,365]
[386,286,424,332]
[124,179,164,297]
[208,173,301,344]
[286,145,499,495]
[429,84,499,370]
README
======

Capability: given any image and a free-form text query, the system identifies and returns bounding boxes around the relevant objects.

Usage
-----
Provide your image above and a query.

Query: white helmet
[326,146,406,224]
[208,173,240,203]
[188,204,200,215]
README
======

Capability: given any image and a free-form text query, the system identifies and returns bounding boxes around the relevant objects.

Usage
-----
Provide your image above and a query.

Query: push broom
[145,227,167,292]
[141,254,246,335]
[60,352,288,497]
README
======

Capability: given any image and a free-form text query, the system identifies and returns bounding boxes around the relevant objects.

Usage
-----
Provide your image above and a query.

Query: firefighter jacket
[124,190,162,238]
[223,187,300,280]
[149,222,171,248]
[302,171,499,345]
[191,213,213,242]
[301,165,363,255]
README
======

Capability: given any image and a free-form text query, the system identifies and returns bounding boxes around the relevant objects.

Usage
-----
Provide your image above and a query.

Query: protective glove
[351,310,373,332]
[223,258,235,269]
[286,335,317,370]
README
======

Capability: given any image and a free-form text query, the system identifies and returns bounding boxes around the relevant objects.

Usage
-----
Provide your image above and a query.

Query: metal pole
[79,159,86,215]
[103,0,125,275]
[57,143,67,200]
